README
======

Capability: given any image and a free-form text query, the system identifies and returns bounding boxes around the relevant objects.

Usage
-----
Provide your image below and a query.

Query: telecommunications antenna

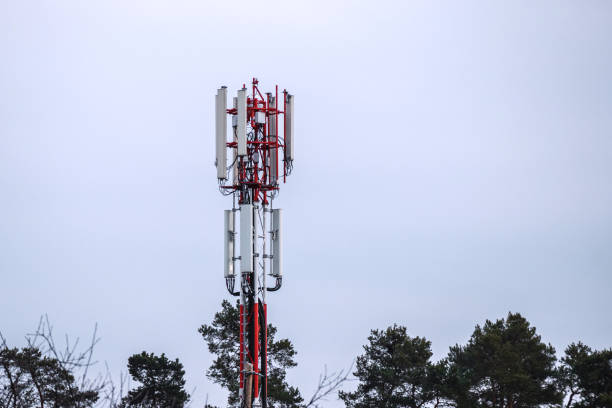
[215,78,294,408]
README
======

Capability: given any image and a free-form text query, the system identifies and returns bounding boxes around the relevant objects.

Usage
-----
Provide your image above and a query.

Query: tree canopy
[339,325,436,408]
[120,351,189,408]
[559,342,612,408]
[446,312,561,408]
[0,346,98,408]
[2,310,610,408]
[198,299,302,408]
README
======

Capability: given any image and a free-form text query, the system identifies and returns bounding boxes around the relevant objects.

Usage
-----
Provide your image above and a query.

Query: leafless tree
[26,315,104,399]
[303,363,353,408]
[98,363,129,408]
[1,315,128,408]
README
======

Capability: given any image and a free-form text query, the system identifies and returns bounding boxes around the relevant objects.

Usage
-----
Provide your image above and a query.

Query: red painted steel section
[264,303,268,398]
[283,90,287,184]
[239,303,244,389]
[275,85,279,182]
[253,301,259,397]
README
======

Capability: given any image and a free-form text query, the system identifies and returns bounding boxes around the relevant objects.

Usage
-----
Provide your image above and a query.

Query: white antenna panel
[272,209,282,276]
[224,210,234,277]
[215,87,227,179]
[284,94,294,162]
[255,101,265,124]
[240,204,253,273]
[237,89,247,156]
[268,94,278,185]
[232,146,238,185]
[232,96,238,184]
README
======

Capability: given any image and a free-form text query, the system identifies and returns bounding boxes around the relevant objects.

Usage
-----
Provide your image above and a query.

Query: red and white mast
[215,78,294,408]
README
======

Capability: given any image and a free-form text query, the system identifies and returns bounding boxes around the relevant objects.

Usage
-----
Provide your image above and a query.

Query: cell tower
[215,78,294,408]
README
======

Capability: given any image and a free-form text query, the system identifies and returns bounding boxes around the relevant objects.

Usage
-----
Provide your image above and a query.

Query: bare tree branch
[99,362,129,408]
[304,362,353,408]
[1,315,127,408]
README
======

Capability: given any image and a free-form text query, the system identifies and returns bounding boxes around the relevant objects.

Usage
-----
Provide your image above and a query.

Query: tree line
[338,314,611,408]
[1,304,610,407]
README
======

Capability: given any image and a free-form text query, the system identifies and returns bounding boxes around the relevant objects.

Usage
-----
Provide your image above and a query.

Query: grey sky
[1,1,611,407]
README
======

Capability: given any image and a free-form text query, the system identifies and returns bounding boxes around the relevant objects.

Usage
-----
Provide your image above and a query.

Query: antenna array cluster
[215,78,293,199]
[215,78,294,408]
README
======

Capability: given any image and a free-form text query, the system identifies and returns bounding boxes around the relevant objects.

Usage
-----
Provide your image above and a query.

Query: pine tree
[198,300,302,408]
[447,312,562,408]
[0,346,99,407]
[120,351,190,408]
[339,325,435,408]
[559,342,612,408]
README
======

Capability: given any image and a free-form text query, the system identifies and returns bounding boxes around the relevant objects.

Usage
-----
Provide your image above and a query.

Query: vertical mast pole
[261,200,268,408]
[252,202,259,400]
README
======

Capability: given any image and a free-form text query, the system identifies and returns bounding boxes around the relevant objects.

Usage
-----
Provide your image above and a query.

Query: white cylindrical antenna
[224,209,235,277]
[284,94,294,162]
[252,203,259,293]
[215,87,227,179]
[240,204,253,273]
[237,88,247,156]
[272,209,282,276]
[268,93,278,185]
[232,96,239,185]
[232,97,238,127]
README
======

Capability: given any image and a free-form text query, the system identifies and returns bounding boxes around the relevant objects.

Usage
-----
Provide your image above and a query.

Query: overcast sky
[1,1,611,407]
